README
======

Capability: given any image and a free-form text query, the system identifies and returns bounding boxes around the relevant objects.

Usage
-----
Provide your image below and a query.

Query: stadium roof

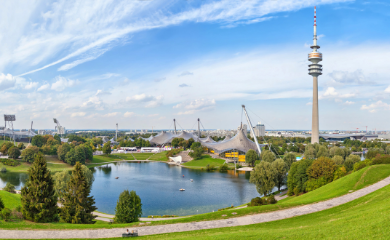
[200,136,216,143]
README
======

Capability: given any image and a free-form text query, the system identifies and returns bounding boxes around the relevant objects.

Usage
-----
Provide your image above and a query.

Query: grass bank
[0,190,21,209]
[182,155,231,170]
[1,164,389,230]
[0,156,73,173]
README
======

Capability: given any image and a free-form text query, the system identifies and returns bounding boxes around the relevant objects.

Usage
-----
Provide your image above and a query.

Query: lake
[0,162,260,217]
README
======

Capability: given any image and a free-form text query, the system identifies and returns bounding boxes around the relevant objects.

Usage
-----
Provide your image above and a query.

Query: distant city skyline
[0,0,389,131]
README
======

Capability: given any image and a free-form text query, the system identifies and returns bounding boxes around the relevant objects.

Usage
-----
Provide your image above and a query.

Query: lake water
[0,162,259,217]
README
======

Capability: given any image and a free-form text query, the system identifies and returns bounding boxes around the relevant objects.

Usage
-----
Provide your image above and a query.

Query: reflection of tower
[308,6,322,144]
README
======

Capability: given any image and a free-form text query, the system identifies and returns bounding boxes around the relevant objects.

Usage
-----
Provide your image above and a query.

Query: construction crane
[362,126,368,134]
[356,128,359,133]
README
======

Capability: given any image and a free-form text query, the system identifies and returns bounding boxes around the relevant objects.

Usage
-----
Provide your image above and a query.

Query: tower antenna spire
[308,6,323,144]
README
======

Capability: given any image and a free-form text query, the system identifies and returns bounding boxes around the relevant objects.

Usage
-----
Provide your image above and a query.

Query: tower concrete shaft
[308,6,322,144]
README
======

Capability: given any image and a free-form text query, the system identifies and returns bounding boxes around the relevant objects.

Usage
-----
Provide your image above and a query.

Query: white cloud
[321,87,355,99]
[82,96,104,110]
[178,71,193,77]
[175,99,216,115]
[102,112,119,117]
[344,101,355,105]
[24,81,38,90]
[124,112,135,117]
[148,114,159,117]
[385,86,390,93]
[51,76,78,91]
[0,73,16,91]
[328,70,373,85]
[126,94,163,108]
[71,112,86,117]
[361,100,390,113]
[179,84,190,87]
[306,102,312,105]
[37,83,50,91]
[96,90,111,96]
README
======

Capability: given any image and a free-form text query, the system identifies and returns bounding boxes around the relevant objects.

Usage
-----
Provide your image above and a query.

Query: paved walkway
[93,212,190,222]
[1,176,390,239]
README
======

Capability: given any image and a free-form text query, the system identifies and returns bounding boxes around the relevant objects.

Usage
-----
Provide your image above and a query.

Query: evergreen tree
[115,190,142,223]
[21,153,58,222]
[0,196,4,211]
[60,162,97,224]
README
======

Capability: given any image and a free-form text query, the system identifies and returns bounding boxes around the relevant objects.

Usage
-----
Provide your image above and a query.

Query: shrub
[0,167,6,173]
[114,190,142,223]
[4,182,15,193]
[206,164,215,171]
[372,154,390,165]
[265,195,277,204]
[333,166,347,181]
[8,147,21,160]
[0,196,4,211]
[11,208,23,220]
[219,163,229,172]
[0,208,11,221]
[0,158,20,166]
[248,197,263,207]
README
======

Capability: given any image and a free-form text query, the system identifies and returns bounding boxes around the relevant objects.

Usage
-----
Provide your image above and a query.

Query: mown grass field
[182,155,227,169]
[132,153,154,160]
[148,152,168,161]
[1,164,389,230]
[0,155,73,173]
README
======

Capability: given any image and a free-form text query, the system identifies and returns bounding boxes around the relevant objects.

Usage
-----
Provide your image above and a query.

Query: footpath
[1,176,390,239]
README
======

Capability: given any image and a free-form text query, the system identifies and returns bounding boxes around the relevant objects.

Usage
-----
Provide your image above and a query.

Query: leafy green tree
[0,142,14,155]
[17,142,25,150]
[245,149,259,167]
[54,134,61,143]
[171,138,180,148]
[316,146,329,158]
[21,153,58,222]
[288,159,312,194]
[31,135,45,147]
[304,146,316,160]
[114,190,142,223]
[344,154,361,171]
[57,143,71,162]
[0,196,4,211]
[332,155,344,165]
[74,145,86,164]
[249,161,276,196]
[21,146,39,163]
[190,142,201,150]
[81,165,95,192]
[53,171,71,201]
[283,153,296,169]
[103,141,112,155]
[189,147,203,160]
[272,159,287,191]
[65,148,77,166]
[386,146,390,155]
[8,146,21,159]
[60,162,97,224]
[307,157,336,182]
[4,182,15,193]
[187,138,195,149]
[261,150,276,163]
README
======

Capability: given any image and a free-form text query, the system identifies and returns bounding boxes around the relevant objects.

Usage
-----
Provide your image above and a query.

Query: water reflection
[0,172,28,190]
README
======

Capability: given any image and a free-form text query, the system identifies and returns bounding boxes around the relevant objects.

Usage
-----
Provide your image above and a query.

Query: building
[308,6,322,144]
[251,122,265,138]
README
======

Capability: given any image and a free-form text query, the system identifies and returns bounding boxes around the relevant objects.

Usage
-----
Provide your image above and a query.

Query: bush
[115,190,142,223]
[0,167,6,173]
[11,208,23,220]
[372,154,390,165]
[7,147,21,160]
[219,163,229,172]
[206,164,215,171]
[265,195,277,204]
[4,182,16,193]
[0,158,20,166]
[248,197,263,207]
[0,196,4,211]
[1,208,11,221]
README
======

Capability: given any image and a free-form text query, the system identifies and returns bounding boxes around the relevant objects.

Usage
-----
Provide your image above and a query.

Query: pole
[173,119,177,135]
[242,105,262,154]
[197,118,201,138]
[116,123,118,141]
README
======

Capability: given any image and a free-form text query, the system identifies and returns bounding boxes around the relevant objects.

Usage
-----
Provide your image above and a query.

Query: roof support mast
[242,105,262,154]
[197,118,201,138]
[173,119,177,135]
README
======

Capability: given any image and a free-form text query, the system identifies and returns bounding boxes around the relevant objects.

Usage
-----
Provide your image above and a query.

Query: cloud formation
[51,76,78,91]
[0,73,15,91]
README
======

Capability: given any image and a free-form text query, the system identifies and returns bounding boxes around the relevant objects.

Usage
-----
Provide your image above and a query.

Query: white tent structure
[169,156,182,163]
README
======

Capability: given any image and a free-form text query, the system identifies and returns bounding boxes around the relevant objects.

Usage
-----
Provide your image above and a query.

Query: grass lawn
[132,153,154,160]
[148,152,168,161]
[0,190,21,209]
[0,156,73,173]
[182,155,226,169]
[1,164,389,231]
[111,153,135,160]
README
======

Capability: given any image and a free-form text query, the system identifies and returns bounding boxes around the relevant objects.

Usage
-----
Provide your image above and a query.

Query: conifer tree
[115,190,142,223]
[21,153,58,222]
[60,162,97,224]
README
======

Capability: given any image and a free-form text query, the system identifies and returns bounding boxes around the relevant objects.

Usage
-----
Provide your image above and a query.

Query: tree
[0,142,14,155]
[332,155,344,165]
[60,162,97,224]
[304,146,316,160]
[171,138,180,148]
[316,146,329,158]
[190,142,201,150]
[272,159,287,191]
[261,150,276,163]
[103,141,112,155]
[57,143,71,162]
[53,171,71,201]
[283,153,296,170]
[189,147,203,160]
[81,165,95,192]
[114,190,142,223]
[0,196,4,211]
[31,135,45,147]
[65,148,77,166]
[17,142,25,150]
[307,157,336,182]
[344,154,361,171]
[21,146,39,163]
[187,138,195,149]
[21,153,58,222]
[249,161,276,196]
[289,159,312,194]
[74,145,86,164]
[245,149,259,167]
[8,147,21,159]
[54,134,61,143]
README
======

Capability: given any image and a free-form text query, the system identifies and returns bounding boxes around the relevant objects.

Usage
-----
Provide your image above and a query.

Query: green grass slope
[0,190,21,209]
[148,152,168,161]
[132,153,154,160]
[182,155,226,169]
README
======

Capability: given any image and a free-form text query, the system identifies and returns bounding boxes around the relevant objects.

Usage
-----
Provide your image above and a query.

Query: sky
[0,0,390,131]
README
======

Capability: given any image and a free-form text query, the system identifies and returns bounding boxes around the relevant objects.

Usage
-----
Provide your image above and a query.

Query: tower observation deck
[309,6,322,144]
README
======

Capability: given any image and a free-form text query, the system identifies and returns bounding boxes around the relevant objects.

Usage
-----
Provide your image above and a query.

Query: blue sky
[0,0,390,131]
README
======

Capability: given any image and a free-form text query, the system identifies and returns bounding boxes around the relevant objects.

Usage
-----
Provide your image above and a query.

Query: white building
[251,122,265,138]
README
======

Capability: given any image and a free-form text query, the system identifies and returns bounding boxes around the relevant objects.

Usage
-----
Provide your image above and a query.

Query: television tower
[308,6,322,144]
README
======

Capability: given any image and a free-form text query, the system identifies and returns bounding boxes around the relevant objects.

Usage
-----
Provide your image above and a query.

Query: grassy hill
[182,155,228,169]
[0,190,21,209]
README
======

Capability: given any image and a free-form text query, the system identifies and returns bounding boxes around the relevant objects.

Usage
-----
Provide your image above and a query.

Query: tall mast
[197,118,201,138]
[173,119,177,135]
[308,6,323,144]
[242,105,262,154]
